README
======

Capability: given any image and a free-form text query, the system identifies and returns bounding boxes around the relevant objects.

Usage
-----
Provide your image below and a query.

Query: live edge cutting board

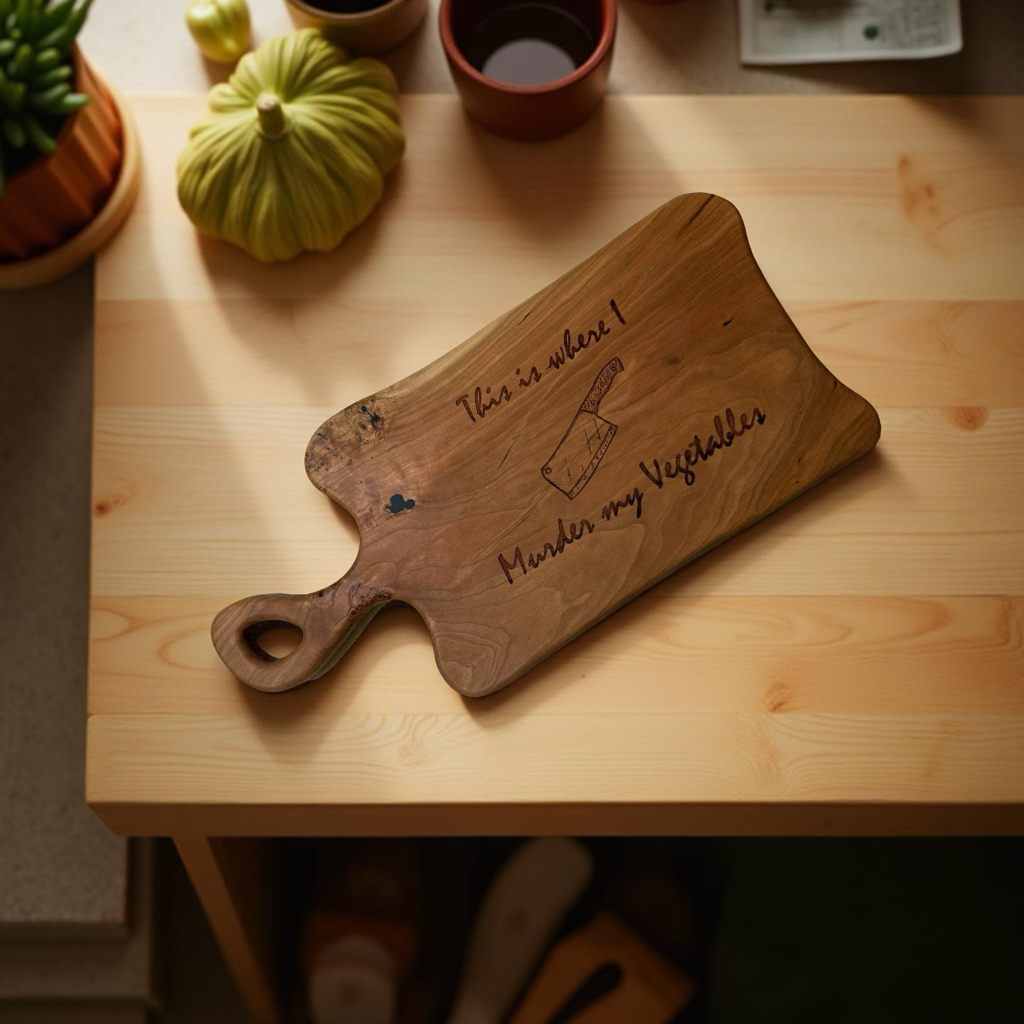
[212,194,881,697]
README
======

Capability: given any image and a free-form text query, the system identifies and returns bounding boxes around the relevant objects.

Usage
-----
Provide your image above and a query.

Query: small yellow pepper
[185,0,251,65]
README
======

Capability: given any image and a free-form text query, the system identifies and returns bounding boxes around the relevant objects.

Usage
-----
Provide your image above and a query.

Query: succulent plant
[0,0,93,194]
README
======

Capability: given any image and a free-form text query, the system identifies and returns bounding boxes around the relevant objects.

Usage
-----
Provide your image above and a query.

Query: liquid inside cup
[466,3,595,87]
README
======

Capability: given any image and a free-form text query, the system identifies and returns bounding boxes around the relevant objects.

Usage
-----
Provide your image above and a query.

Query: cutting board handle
[211,576,393,692]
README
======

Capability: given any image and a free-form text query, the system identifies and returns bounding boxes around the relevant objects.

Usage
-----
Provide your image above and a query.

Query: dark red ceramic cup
[439,0,617,141]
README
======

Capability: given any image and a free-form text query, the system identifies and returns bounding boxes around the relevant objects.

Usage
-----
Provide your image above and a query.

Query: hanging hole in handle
[243,620,304,662]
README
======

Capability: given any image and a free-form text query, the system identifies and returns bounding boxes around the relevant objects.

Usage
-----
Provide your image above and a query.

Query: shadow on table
[192,93,678,402]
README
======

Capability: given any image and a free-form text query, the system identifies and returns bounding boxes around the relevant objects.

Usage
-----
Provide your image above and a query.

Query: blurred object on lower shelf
[603,839,697,966]
[302,841,419,1024]
[286,837,721,1022]
[738,0,962,64]
[399,839,482,1024]
[447,838,594,1024]
[509,911,695,1023]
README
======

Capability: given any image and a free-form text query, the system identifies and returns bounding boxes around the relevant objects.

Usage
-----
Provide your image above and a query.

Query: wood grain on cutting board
[87,95,1024,835]
[210,193,881,696]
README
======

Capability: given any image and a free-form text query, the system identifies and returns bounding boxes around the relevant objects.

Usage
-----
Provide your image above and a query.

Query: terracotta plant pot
[285,0,428,54]
[439,0,617,142]
[0,46,123,263]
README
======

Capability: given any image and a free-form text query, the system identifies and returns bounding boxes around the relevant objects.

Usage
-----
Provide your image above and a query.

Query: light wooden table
[88,94,1024,1022]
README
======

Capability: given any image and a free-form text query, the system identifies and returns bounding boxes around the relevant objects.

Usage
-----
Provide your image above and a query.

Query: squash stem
[256,93,288,139]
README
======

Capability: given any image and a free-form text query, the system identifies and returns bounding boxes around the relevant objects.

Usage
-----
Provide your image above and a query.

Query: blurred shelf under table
[87,94,1024,1022]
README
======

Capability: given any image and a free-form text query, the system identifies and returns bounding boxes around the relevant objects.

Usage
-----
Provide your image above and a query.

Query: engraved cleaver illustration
[541,356,624,499]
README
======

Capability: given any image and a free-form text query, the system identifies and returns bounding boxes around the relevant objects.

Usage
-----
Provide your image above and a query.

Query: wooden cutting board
[212,194,880,697]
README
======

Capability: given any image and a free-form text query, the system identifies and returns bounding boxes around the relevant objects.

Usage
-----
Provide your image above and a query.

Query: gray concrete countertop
[2,0,1023,935]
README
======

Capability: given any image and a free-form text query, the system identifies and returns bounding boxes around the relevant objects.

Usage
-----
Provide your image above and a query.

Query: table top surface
[87,93,1024,836]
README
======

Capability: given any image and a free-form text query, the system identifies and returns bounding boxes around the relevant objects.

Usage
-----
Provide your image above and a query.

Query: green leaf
[37,0,89,50]
[31,45,59,70]
[2,111,25,146]
[26,78,68,111]
[0,2,11,28]
[4,77,26,110]
[14,0,37,39]
[29,62,71,88]
[21,108,54,151]
[40,0,74,35]
[10,41,33,77]
[0,39,14,60]
[52,88,84,113]
[20,2,39,40]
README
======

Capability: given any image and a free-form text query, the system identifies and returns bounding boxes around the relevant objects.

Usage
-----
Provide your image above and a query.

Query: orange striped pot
[0,47,123,263]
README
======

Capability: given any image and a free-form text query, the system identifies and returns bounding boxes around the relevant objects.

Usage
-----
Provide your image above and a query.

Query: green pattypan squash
[176,28,404,263]
[185,0,251,65]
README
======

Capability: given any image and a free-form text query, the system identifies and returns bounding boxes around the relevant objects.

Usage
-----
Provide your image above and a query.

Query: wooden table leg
[174,836,280,1024]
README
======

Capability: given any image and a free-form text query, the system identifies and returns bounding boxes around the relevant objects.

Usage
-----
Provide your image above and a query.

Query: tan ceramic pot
[285,0,428,54]
[0,47,123,263]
